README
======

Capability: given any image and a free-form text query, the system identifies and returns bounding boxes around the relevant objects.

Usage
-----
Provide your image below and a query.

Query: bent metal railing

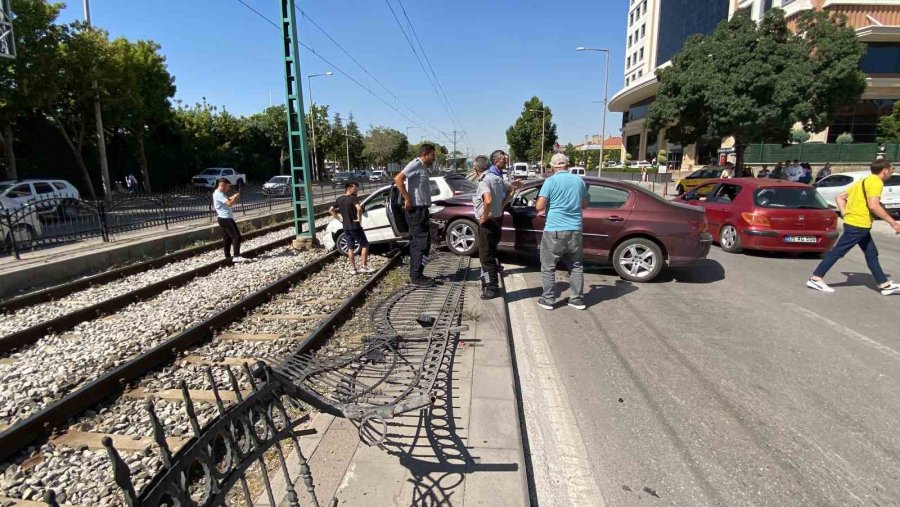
[96,253,469,506]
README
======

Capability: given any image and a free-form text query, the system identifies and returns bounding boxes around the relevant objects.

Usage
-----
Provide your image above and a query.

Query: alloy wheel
[448,222,476,254]
[619,244,656,279]
[721,225,737,250]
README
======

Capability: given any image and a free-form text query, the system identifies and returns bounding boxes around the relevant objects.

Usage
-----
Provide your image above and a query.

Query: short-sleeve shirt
[401,158,431,207]
[213,190,233,219]
[335,194,361,231]
[538,172,587,232]
[473,172,508,220]
[843,175,883,229]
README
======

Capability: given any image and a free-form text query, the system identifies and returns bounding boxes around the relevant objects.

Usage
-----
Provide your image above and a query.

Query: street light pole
[345,120,351,172]
[83,0,111,197]
[307,71,333,180]
[527,109,546,174]
[577,47,611,177]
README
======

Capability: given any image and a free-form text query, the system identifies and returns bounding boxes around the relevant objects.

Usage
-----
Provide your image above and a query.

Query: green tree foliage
[345,114,365,170]
[363,126,408,168]
[0,0,64,179]
[247,105,288,175]
[647,8,865,168]
[506,97,558,164]
[791,127,811,144]
[408,140,448,167]
[877,102,900,144]
[836,132,854,144]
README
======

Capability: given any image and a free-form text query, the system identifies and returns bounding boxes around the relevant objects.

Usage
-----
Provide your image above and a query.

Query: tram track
[0,248,403,506]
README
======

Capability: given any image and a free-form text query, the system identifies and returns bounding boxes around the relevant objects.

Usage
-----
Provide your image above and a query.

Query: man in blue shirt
[536,154,588,310]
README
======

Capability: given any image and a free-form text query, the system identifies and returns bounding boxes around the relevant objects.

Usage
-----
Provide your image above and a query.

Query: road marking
[788,304,900,363]
[505,271,606,507]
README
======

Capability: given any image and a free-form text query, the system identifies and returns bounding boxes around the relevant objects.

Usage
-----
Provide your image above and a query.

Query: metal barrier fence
[742,143,895,164]
[0,180,380,260]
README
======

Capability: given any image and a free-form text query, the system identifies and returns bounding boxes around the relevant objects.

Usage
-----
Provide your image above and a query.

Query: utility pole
[527,109,546,174]
[84,0,111,197]
[577,47,611,177]
[345,120,351,172]
[307,72,332,181]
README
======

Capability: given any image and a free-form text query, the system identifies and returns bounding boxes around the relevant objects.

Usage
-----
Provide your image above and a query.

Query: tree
[105,38,176,192]
[647,8,865,169]
[505,97,558,164]
[877,102,900,144]
[345,114,364,170]
[363,126,408,169]
[791,127,811,144]
[408,141,448,167]
[248,105,288,174]
[0,0,65,179]
[306,103,331,179]
[327,112,346,169]
[836,132,854,144]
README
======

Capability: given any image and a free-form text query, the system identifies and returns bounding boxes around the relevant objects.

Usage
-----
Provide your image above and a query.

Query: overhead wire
[232,0,450,143]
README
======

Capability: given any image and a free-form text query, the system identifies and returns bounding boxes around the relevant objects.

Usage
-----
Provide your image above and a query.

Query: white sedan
[815,170,900,214]
[322,175,477,253]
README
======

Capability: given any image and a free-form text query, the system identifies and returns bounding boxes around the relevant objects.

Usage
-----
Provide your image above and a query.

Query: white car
[369,170,388,182]
[0,179,80,216]
[568,166,587,176]
[633,161,654,169]
[192,168,246,189]
[262,175,291,197]
[322,176,477,253]
[0,195,43,246]
[815,171,900,214]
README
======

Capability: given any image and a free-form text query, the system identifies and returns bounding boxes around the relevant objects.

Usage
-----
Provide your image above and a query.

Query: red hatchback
[680,178,839,254]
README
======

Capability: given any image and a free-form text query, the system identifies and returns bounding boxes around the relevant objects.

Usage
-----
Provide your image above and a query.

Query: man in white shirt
[213,178,246,262]
[785,159,805,182]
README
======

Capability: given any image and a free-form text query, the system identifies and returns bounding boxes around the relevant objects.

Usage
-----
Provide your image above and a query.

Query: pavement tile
[475,297,508,341]
[473,337,511,368]
[397,466,469,506]
[463,448,528,507]
[471,364,515,401]
[307,417,361,502]
[332,459,407,506]
[452,342,476,379]
[468,397,520,450]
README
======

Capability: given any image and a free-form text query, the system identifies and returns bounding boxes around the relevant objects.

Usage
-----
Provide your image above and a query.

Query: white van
[569,166,587,176]
[512,162,529,178]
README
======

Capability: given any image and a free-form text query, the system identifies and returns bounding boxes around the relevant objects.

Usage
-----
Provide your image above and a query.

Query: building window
[827,99,896,144]
[861,42,900,74]
[626,77,630,86]
[627,55,631,67]
[642,0,647,15]
[657,0,729,67]
[638,70,643,77]
[628,35,632,47]
[639,47,644,60]
[641,23,646,38]
[630,12,634,25]
[626,135,642,160]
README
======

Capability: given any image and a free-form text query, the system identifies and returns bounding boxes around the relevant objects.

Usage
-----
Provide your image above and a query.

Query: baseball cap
[550,153,569,168]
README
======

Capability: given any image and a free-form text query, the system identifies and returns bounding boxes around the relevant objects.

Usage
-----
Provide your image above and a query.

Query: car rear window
[754,187,828,209]
[446,178,477,194]
[886,174,900,186]
[52,182,67,190]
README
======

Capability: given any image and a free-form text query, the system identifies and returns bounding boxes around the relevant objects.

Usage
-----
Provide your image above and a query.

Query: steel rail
[0,249,339,462]
[0,222,327,354]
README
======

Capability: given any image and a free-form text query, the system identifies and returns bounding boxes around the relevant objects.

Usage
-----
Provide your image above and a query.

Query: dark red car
[679,178,839,254]
[383,177,712,282]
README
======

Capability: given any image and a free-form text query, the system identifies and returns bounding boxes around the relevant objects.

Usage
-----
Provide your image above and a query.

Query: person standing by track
[473,155,516,299]
[213,178,246,262]
[395,144,437,287]
[330,181,374,274]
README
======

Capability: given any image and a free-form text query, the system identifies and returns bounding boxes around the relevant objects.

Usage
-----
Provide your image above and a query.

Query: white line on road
[505,271,606,507]
[788,303,900,363]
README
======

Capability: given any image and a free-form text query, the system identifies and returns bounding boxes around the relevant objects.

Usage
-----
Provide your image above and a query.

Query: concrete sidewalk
[277,260,530,506]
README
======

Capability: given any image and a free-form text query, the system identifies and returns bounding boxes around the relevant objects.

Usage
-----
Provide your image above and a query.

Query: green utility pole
[279,0,316,243]
[0,0,15,59]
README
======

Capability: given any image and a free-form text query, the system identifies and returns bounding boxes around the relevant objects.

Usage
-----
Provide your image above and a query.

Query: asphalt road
[503,230,900,506]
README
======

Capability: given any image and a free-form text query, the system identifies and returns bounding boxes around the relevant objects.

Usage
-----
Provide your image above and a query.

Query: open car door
[386,185,410,239]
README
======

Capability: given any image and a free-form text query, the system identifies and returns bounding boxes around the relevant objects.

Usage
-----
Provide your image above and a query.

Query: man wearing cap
[473,154,519,299]
[213,178,246,262]
[535,153,588,310]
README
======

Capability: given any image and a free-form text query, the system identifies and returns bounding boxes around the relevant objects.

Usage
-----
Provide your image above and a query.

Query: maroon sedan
[680,178,839,254]
[386,177,712,282]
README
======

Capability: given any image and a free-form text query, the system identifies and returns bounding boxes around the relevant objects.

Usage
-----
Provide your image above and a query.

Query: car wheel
[676,184,685,195]
[335,231,361,255]
[6,225,36,247]
[613,238,663,282]
[719,224,743,253]
[445,219,479,256]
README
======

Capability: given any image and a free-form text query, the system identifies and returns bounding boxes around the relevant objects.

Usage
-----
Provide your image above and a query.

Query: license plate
[785,236,817,243]
[885,203,900,209]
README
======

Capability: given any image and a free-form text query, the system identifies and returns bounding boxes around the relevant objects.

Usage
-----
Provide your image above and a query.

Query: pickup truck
[192,168,246,189]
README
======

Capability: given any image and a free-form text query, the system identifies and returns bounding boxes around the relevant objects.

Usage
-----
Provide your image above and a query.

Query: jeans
[478,218,502,289]
[540,231,584,303]
[813,224,887,285]
[404,206,431,280]
[217,218,242,258]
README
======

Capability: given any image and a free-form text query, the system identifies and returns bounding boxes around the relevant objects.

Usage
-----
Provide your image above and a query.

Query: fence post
[162,195,170,230]
[98,201,110,242]
[5,211,20,260]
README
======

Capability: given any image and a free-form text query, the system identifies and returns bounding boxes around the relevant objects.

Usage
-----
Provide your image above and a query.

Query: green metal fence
[742,143,900,164]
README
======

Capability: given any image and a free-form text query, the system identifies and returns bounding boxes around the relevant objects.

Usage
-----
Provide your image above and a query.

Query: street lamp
[577,47,610,177]
[307,71,333,179]
[526,109,546,174]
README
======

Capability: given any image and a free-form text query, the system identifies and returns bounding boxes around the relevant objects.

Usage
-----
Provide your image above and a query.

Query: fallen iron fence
[0,181,376,259]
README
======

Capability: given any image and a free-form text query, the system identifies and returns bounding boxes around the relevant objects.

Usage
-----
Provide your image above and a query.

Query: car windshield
[334,172,351,178]
[887,174,900,186]
[754,187,828,209]
[201,169,221,175]
[446,178,477,194]
[0,184,11,193]
[268,176,289,183]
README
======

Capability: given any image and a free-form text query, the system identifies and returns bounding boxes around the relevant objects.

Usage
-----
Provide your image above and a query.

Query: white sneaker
[231,256,248,263]
[361,266,376,273]
[350,268,359,275]
[806,278,834,293]
[881,281,900,296]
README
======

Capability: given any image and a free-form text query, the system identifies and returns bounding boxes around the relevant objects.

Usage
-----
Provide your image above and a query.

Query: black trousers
[217,217,242,258]
[404,206,431,280]
[478,218,502,288]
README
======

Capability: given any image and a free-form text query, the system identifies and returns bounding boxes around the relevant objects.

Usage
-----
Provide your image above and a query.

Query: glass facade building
[657,0,731,67]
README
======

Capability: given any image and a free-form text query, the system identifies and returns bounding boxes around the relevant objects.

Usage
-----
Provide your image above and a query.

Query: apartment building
[609,0,900,169]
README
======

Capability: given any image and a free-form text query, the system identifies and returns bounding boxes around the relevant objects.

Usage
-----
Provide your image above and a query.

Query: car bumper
[740,228,839,252]
[668,232,713,267]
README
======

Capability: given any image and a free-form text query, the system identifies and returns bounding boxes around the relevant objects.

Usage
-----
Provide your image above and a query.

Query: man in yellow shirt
[808,159,900,295]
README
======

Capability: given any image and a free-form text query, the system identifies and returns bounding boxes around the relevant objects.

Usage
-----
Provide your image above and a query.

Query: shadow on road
[655,259,726,284]
[826,271,892,291]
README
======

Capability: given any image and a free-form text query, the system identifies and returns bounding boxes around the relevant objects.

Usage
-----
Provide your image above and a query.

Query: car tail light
[689,216,708,234]
[741,212,771,227]
[453,190,461,195]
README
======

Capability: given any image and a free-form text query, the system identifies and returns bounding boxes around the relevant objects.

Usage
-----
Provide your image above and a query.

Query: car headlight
[429,206,444,214]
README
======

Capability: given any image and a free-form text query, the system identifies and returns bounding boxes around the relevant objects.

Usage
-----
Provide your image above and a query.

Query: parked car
[0,179,80,216]
[330,171,355,188]
[527,168,537,177]
[815,171,900,215]
[674,166,725,195]
[429,177,712,282]
[633,161,654,170]
[262,175,292,197]
[0,195,43,246]
[322,175,478,253]
[605,161,624,169]
[369,170,388,182]
[681,178,839,254]
[192,168,245,189]
[569,166,587,176]
[511,163,529,178]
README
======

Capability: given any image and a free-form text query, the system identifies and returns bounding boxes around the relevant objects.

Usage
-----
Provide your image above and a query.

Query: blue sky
[59,0,626,156]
